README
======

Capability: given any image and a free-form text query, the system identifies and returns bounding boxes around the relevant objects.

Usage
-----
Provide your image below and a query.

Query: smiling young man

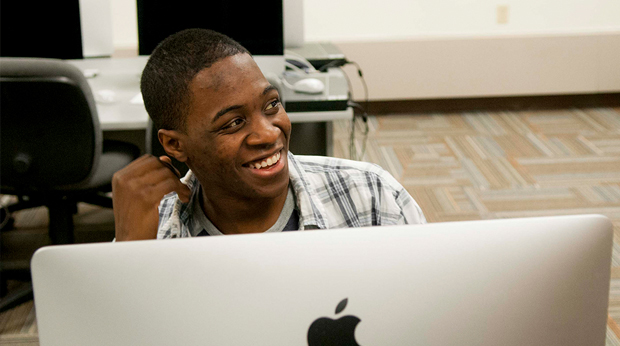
[112,29,425,241]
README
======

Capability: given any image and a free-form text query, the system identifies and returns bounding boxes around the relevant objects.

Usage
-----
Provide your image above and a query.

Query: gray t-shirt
[190,186,299,236]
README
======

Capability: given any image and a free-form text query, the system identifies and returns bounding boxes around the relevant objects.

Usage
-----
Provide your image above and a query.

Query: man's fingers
[117,164,175,190]
[151,178,191,204]
[159,156,172,164]
[117,155,164,179]
[176,181,192,203]
[112,154,189,242]
[120,156,179,184]
[158,156,182,178]
[113,155,188,204]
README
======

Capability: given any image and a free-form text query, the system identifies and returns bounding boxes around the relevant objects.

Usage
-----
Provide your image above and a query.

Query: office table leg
[290,121,333,156]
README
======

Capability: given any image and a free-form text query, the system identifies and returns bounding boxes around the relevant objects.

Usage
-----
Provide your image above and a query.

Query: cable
[285,52,318,73]
[347,101,370,161]
[340,65,354,101]
[317,59,348,72]
[284,57,371,160]
[280,76,296,91]
[319,59,369,117]
[340,67,358,160]
[284,61,308,75]
[332,60,369,161]
[347,60,369,119]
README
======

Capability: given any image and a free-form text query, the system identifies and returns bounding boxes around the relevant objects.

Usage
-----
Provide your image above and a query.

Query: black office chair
[0,58,140,311]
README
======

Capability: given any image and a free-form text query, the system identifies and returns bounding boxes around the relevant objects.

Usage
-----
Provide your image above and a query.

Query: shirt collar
[188,183,297,236]
[156,169,196,239]
[287,152,328,230]
[162,151,328,238]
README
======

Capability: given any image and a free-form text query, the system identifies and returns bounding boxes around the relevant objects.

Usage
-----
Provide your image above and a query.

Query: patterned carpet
[1,106,620,345]
[332,107,620,345]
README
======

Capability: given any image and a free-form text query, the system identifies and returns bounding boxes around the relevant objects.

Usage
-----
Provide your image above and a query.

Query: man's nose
[245,114,280,147]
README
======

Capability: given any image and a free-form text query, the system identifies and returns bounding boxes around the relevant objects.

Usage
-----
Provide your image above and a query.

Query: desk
[68,57,148,130]
[67,57,352,156]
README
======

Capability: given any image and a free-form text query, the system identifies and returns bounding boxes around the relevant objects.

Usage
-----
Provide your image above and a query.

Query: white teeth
[250,151,281,169]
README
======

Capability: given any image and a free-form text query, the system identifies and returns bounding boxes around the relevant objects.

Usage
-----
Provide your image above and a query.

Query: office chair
[0,58,140,312]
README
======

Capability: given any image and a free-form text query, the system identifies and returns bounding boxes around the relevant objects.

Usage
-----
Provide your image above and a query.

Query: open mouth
[245,151,282,170]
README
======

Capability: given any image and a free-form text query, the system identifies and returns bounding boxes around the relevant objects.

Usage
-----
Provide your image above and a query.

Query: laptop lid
[31,214,612,345]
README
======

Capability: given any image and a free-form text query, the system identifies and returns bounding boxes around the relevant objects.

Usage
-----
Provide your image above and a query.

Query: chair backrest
[0,58,102,191]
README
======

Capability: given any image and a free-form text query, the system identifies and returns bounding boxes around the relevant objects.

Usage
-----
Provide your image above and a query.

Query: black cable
[347,101,366,115]
[340,65,357,159]
[347,60,369,122]
[317,59,348,72]
[299,58,367,116]
[324,59,371,160]
[341,65,354,101]
[347,101,370,160]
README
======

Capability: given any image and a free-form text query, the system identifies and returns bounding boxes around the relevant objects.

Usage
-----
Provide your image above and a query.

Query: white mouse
[293,78,325,94]
[95,89,116,103]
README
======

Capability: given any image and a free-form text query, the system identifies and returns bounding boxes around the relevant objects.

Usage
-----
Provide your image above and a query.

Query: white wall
[110,0,620,51]
[108,0,620,100]
[302,0,620,100]
[336,33,620,100]
[79,0,114,57]
[110,0,138,51]
[303,0,620,42]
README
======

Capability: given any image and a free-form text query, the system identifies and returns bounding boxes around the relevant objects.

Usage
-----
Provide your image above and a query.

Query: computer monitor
[31,215,612,345]
[136,0,285,77]
[0,0,113,59]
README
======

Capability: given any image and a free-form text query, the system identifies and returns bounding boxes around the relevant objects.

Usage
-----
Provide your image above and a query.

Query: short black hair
[141,28,250,131]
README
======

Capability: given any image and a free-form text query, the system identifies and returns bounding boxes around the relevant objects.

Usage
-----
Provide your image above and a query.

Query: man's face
[181,53,291,201]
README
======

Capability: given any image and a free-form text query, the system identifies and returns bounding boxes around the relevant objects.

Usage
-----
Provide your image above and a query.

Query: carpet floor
[2,106,620,345]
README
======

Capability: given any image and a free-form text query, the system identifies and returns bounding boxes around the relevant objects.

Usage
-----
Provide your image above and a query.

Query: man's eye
[223,118,244,130]
[265,99,280,111]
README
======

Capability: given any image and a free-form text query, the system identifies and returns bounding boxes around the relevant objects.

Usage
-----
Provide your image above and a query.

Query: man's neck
[199,184,289,235]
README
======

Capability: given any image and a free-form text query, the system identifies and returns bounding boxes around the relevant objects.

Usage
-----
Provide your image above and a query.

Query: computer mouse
[82,68,99,78]
[293,78,325,94]
[95,89,116,103]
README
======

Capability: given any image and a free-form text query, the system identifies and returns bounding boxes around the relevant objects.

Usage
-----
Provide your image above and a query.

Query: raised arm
[112,155,190,241]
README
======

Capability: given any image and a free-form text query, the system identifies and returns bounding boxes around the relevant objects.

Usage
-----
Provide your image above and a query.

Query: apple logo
[307,298,361,346]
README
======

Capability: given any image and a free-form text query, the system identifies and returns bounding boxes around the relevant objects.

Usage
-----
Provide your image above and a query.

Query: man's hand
[112,155,191,241]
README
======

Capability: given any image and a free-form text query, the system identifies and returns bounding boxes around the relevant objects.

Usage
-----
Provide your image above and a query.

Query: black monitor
[136,0,284,56]
[1,1,84,59]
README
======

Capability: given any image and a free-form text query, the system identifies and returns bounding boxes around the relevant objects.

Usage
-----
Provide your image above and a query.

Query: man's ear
[158,129,188,163]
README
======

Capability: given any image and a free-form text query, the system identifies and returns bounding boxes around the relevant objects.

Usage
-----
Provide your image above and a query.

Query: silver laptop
[31,214,612,346]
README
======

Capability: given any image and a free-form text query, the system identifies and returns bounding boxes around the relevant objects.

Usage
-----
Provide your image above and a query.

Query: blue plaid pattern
[157,152,426,239]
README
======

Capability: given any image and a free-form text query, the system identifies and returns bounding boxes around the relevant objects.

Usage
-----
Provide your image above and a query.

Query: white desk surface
[68,57,352,131]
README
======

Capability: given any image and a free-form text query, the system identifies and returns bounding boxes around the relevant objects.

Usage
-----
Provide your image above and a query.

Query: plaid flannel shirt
[156,152,426,239]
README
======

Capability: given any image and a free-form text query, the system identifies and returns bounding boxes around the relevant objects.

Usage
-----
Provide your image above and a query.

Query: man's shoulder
[293,154,384,175]
[289,154,426,226]
[291,154,401,188]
